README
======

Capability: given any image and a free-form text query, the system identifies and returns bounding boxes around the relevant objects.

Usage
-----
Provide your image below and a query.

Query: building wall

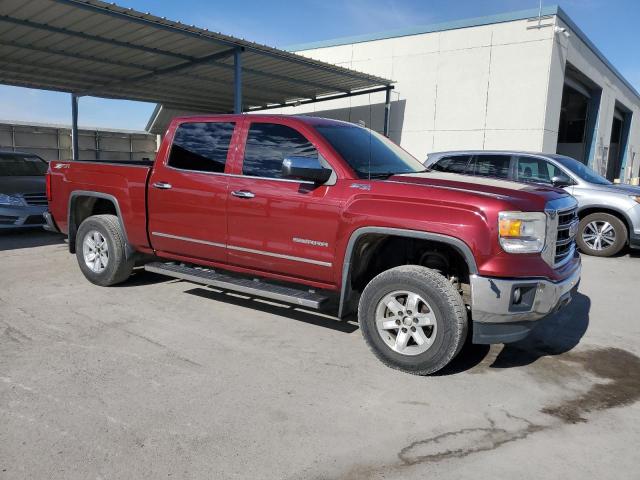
[279,17,558,159]
[0,121,157,161]
[277,13,639,183]
[546,18,640,181]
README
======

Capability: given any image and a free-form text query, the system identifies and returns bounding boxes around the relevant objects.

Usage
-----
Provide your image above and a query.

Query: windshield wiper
[364,169,428,180]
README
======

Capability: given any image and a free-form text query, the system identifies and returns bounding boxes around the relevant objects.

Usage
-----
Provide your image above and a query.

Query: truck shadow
[184,286,360,333]
[439,292,591,375]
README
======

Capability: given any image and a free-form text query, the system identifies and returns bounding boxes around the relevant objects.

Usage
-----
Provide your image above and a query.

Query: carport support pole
[234,48,243,114]
[383,86,391,137]
[71,93,79,161]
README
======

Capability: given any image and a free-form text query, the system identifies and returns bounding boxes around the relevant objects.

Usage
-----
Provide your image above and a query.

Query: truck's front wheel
[358,265,467,375]
[76,214,134,286]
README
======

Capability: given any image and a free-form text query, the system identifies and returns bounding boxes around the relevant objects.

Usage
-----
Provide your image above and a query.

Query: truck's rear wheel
[576,212,627,257]
[76,214,134,286]
[358,265,467,375]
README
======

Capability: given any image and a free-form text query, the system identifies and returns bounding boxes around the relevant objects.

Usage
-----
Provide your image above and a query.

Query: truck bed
[48,159,153,251]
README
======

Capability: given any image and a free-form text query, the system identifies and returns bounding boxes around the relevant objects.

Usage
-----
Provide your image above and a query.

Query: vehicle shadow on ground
[114,268,177,287]
[437,292,591,375]
[184,286,360,333]
[0,229,65,252]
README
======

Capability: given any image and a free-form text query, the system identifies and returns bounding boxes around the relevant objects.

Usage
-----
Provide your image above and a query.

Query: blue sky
[1,0,638,130]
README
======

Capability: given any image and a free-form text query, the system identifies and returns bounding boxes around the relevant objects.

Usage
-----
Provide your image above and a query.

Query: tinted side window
[243,123,317,179]
[168,122,235,172]
[471,155,511,179]
[431,155,471,173]
[516,156,553,184]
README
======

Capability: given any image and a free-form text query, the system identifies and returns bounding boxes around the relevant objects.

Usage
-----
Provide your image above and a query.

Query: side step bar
[144,262,329,309]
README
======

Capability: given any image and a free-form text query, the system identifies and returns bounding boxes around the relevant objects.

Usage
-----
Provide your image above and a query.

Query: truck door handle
[152,182,172,190]
[231,190,255,199]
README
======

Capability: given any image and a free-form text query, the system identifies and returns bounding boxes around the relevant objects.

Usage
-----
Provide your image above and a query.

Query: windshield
[0,154,48,176]
[554,155,611,185]
[314,124,425,178]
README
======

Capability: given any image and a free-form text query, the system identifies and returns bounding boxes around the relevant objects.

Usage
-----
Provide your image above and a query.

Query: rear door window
[430,155,471,173]
[168,122,235,173]
[469,154,512,179]
[243,123,317,179]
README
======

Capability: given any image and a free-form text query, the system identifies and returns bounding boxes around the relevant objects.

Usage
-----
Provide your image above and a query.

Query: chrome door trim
[151,232,332,267]
[227,244,332,267]
[151,231,226,249]
[164,164,316,185]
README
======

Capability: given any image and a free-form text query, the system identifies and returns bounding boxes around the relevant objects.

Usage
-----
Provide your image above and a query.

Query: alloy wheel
[375,290,438,356]
[82,230,109,273]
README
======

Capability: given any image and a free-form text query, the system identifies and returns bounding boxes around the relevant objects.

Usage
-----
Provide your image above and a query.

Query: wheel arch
[68,191,134,257]
[338,227,478,318]
[578,206,631,243]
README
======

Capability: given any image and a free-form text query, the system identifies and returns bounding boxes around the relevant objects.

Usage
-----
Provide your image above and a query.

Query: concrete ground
[1,229,639,480]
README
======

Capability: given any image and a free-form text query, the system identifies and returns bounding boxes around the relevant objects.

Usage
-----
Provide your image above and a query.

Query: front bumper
[0,205,47,229]
[470,259,581,344]
[43,211,60,233]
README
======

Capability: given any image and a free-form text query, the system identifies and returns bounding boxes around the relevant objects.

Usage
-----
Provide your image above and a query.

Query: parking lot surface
[1,230,639,479]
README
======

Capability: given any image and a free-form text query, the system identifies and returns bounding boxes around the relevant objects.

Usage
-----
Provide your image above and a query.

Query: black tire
[75,214,134,286]
[358,265,467,375]
[576,212,627,257]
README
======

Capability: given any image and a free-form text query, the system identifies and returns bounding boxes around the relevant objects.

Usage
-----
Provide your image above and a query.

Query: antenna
[368,92,372,180]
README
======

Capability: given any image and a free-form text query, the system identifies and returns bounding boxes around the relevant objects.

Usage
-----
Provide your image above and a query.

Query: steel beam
[383,87,392,137]
[249,85,394,112]
[234,48,242,114]
[83,47,238,96]
[71,94,79,161]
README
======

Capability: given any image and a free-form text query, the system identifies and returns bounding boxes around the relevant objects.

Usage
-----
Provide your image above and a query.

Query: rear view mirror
[282,157,332,184]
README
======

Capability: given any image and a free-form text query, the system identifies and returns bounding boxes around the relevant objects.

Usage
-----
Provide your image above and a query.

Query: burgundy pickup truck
[45,115,581,374]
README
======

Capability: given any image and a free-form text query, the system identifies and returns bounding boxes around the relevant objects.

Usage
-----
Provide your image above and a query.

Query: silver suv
[425,151,640,257]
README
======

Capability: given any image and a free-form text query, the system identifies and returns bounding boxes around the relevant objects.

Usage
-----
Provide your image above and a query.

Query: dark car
[0,151,49,229]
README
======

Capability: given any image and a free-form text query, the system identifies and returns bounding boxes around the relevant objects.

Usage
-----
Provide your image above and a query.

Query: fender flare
[67,190,135,258]
[338,227,478,318]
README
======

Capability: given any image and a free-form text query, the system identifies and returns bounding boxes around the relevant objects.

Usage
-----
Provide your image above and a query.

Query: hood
[0,175,46,195]
[391,171,568,209]
[594,183,640,196]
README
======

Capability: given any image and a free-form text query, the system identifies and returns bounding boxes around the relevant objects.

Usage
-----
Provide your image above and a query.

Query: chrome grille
[554,207,578,266]
[22,192,48,206]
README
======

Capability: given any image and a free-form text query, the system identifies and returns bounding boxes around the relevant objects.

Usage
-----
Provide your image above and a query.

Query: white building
[279,5,639,183]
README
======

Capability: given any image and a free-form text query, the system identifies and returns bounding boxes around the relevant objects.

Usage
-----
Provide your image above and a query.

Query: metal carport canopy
[0,0,393,158]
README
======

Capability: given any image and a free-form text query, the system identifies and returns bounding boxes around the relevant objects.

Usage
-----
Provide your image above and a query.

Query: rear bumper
[0,205,47,229]
[470,258,581,344]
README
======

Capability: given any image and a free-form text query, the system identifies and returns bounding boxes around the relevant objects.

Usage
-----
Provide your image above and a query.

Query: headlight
[0,194,26,206]
[630,195,640,204]
[498,211,547,253]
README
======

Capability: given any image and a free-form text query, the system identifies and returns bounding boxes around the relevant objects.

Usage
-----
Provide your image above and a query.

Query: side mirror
[551,175,573,188]
[282,156,332,184]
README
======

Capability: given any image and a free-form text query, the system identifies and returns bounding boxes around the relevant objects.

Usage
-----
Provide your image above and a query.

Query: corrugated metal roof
[0,0,392,113]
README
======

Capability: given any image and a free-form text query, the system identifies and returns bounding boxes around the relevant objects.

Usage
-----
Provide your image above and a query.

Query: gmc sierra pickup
[46,115,581,375]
